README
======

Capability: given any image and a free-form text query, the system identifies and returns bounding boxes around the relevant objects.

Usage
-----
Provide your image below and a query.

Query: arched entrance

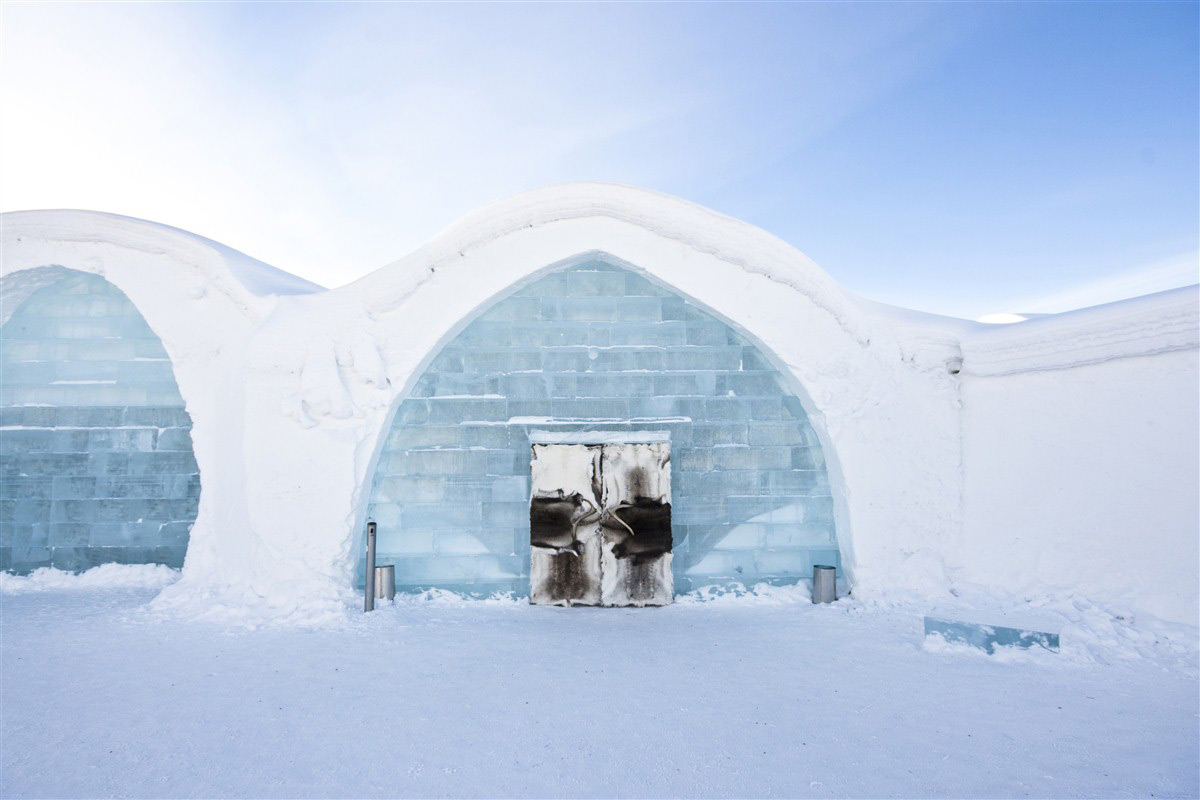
[0,270,200,572]
[361,257,840,596]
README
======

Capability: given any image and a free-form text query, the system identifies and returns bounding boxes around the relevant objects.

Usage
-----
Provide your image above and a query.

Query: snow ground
[2,576,1197,799]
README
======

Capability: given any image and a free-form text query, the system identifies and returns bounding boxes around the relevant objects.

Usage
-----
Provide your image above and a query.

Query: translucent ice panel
[363,259,840,596]
[0,271,199,573]
[924,617,1060,654]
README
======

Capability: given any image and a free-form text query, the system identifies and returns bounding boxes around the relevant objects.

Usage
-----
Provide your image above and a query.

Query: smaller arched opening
[0,268,200,573]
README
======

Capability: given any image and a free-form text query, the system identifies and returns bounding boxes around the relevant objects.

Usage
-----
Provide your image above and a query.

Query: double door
[529,442,672,606]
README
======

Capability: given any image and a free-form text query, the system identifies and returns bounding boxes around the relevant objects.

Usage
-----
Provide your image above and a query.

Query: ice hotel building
[2,184,1197,621]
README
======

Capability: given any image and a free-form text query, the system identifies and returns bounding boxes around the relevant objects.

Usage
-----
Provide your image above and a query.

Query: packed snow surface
[2,569,1196,799]
[0,564,180,593]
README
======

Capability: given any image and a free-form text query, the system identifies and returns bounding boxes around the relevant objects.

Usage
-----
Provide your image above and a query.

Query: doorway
[529,441,672,606]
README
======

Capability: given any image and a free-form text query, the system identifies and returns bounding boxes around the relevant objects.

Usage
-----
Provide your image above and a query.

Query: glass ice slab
[1,271,198,573]
[924,616,1060,654]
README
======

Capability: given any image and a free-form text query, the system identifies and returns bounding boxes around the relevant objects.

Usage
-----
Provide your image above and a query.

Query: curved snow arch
[1,210,321,583]
[0,269,201,572]
[358,252,847,594]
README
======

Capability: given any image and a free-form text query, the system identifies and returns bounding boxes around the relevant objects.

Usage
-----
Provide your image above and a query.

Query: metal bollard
[812,564,837,604]
[374,564,396,602]
[364,521,377,612]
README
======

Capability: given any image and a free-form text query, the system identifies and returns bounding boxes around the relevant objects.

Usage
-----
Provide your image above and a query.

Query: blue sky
[2,1,1196,318]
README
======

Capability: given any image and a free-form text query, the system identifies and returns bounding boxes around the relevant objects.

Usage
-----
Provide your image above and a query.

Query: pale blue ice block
[1,272,200,574]
[924,616,1061,653]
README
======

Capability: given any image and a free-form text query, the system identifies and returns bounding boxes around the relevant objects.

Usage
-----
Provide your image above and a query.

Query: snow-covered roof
[338,181,1198,378]
[5,189,1195,380]
[345,181,865,334]
[961,284,1199,376]
[1,208,323,306]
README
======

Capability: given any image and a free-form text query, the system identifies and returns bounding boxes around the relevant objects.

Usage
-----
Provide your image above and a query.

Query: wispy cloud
[2,2,1194,318]
[1013,250,1198,314]
[1,3,958,288]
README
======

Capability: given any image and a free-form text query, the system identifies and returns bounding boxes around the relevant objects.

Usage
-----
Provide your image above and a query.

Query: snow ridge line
[961,285,1199,376]
[1,209,323,302]
[360,183,870,343]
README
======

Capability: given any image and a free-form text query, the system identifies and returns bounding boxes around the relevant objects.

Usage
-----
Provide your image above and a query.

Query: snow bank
[676,581,814,605]
[914,579,1199,668]
[0,564,180,593]
[920,605,1200,668]
[381,588,524,608]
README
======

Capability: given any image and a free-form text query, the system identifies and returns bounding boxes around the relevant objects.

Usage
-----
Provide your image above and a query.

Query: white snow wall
[958,288,1200,626]
[2,187,1195,627]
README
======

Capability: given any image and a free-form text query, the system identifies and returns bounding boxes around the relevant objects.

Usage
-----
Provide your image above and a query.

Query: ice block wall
[0,271,199,572]
[363,260,839,596]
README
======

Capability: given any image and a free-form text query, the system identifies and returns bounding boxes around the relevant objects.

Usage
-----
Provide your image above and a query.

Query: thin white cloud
[1013,250,1199,314]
